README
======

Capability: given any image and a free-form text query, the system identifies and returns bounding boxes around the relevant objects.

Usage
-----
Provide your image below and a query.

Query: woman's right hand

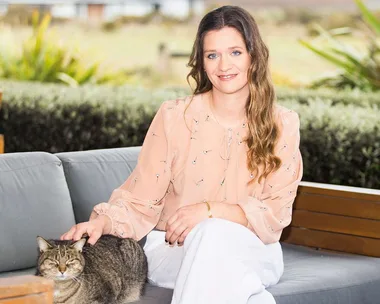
[60,215,112,245]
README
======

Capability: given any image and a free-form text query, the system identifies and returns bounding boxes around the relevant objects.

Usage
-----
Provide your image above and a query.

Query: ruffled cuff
[238,195,267,214]
[237,196,278,244]
[90,202,136,239]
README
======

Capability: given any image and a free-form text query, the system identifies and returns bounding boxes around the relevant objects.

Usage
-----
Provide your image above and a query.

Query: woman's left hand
[165,203,209,246]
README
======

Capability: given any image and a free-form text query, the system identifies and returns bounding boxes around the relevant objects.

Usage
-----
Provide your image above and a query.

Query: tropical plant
[0,11,105,86]
[299,0,380,91]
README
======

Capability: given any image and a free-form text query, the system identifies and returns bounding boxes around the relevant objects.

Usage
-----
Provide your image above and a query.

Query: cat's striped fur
[36,235,148,304]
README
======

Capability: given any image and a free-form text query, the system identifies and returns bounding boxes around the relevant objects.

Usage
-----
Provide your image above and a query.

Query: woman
[61,5,303,304]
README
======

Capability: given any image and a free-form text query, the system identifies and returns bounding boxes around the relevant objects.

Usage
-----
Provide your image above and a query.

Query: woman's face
[203,26,251,95]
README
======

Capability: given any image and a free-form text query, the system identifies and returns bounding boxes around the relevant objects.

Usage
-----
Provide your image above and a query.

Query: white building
[0,0,205,21]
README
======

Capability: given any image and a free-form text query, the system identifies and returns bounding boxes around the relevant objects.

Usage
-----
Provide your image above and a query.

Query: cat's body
[36,235,148,304]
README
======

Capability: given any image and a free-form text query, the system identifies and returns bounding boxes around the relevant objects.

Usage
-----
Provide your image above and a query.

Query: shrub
[0,80,378,188]
[275,86,380,107]
[0,11,126,86]
[299,0,380,91]
[0,80,188,152]
[281,99,379,189]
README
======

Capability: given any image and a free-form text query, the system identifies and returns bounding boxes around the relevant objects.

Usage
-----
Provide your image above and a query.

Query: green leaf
[299,39,355,71]
[56,72,79,87]
[355,0,380,35]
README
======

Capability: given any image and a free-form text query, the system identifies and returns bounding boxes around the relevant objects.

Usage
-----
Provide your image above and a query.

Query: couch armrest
[0,275,54,303]
[281,181,380,257]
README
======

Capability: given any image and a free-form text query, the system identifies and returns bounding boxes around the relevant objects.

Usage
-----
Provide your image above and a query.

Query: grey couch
[1,147,380,304]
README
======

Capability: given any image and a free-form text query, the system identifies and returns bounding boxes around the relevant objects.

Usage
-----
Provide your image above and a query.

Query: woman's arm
[208,203,248,227]
[211,110,303,244]
[61,100,180,243]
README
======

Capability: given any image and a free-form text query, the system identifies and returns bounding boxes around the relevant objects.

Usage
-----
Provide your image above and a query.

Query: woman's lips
[218,74,237,81]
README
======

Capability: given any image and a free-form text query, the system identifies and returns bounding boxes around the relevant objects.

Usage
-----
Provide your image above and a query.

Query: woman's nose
[218,54,232,72]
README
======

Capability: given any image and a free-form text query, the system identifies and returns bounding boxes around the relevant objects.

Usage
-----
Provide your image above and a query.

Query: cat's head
[36,236,86,281]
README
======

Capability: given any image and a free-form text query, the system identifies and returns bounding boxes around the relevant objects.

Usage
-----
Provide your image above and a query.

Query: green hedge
[0,80,379,189]
[0,80,188,152]
[275,86,380,107]
[281,99,379,189]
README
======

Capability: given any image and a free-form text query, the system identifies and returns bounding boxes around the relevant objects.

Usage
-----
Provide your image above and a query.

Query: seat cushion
[138,243,380,304]
[56,147,147,248]
[0,267,36,278]
[269,243,380,304]
[53,147,380,304]
[1,244,380,304]
[0,152,76,273]
[56,147,141,224]
[0,267,173,304]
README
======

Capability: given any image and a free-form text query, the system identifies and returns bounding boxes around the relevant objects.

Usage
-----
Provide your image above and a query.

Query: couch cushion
[0,265,173,304]
[0,268,36,278]
[0,152,76,273]
[269,243,380,304]
[1,240,380,303]
[56,147,140,224]
[141,244,380,304]
[140,244,380,304]
[55,147,380,304]
[0,266,173,304]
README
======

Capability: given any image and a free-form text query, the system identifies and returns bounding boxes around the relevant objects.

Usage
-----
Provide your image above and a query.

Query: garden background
[0,0,379,189]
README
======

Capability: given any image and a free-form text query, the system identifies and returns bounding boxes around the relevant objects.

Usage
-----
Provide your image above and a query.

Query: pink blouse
[90,93,303,244]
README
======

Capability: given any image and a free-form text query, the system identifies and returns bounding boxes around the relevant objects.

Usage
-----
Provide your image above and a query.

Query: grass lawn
[0,21,369,88]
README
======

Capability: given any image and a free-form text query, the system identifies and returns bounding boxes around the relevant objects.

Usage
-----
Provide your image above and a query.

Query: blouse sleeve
[238,109,303,244]
[89,101,176,241]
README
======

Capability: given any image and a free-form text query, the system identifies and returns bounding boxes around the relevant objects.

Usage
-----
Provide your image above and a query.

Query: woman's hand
[60,215,112,245]
[165,203,208,246]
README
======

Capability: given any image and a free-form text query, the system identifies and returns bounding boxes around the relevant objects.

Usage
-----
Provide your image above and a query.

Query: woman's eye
[207,53,217,59]
[232,50,241,56]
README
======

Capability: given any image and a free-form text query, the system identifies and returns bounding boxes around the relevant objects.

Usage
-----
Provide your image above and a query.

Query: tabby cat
[36,235,148,304]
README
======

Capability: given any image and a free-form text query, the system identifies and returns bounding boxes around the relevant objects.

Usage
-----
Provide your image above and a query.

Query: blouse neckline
[199,92,248,132]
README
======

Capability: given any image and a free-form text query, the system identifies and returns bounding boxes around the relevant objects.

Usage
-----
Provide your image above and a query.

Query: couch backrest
[56,147,140,224]
[0,152,76,272]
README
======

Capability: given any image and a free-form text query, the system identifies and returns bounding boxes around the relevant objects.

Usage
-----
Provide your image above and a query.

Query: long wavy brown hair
[185,5,282,185]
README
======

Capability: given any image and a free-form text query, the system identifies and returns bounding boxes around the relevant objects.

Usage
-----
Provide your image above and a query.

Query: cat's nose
[59,266,66,274]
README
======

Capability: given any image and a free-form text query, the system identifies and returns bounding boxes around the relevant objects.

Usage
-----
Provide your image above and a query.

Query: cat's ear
[71,238,87,252]
[37,236,53,253]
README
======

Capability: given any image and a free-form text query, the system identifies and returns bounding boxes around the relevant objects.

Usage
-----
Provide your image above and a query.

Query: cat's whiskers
[71,277,82,284]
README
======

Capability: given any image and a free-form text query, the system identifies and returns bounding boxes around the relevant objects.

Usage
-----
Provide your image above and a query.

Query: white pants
[143,218,284,304]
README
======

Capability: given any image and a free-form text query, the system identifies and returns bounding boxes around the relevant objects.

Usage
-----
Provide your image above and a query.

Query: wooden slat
[0,293,53,304]
[282,182,380,256]
[281,227,380,257]
[298,181,380,201]
[294,192,380,220]
[292,210,380,238]
[0,276,53,299]
[0,135,3,154]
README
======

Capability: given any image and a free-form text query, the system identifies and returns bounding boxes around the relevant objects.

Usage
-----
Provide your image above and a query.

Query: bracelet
[205,201,213,218]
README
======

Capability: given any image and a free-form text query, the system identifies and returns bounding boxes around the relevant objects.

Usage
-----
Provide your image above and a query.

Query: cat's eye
[66,260,79,266]
[45,260,58,267]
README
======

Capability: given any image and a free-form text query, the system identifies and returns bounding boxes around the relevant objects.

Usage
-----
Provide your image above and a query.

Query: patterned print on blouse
[90,95,303,244]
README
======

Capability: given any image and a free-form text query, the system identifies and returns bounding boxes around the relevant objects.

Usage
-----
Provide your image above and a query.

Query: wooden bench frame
[0,182,377,304]
[281,181,380,257]
[0,275,53,304]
